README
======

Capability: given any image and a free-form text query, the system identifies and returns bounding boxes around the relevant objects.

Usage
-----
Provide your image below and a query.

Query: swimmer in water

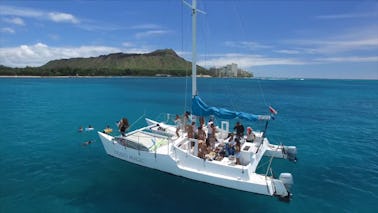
[82,140,92,146]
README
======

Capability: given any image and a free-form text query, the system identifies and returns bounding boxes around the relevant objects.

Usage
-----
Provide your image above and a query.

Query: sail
[192,95,271,121]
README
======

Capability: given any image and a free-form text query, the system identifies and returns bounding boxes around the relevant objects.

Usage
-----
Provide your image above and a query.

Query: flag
[269,106,278,115]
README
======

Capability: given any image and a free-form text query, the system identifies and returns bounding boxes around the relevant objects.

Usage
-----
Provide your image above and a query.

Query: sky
[0,0,377,79]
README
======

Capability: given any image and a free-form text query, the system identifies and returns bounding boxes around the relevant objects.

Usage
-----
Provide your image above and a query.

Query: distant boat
[98,0,297,200]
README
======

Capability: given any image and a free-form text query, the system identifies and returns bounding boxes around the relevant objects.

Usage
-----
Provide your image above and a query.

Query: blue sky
[0,0,377,79]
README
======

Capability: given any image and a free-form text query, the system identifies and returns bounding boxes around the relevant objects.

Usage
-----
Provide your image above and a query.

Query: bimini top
[192,95,271,122]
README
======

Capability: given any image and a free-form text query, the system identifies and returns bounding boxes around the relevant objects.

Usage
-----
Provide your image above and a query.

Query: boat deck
[121,131,170,153]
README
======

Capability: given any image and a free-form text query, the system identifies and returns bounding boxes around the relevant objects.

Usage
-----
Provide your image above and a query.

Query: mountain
[0,49,210,77]
[40,49,209,76]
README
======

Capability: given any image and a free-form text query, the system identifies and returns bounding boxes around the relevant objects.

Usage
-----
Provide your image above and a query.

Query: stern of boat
[263,139,297,162]
[272,173,294,201]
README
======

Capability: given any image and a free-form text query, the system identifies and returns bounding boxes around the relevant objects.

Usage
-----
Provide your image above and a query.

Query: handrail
[143,130,170,139]
[265,154,274,177]
[123,124,157,137]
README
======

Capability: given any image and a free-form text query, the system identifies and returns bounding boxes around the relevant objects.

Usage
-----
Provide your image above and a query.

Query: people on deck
[246,127,255,142]
[197,126,206,141]
[206,122,217,148]
[191,121,197,138]
[199,116,205,128]
[234,121,245,138]
[207,120,214,139]
[235,138,241,165]
[198,140,208,158]
[187,122,194,139]
[183,111,191,125]
[183,111,192,134]
[174,114,182,137]
[103,125,113,134]
[118,118,129,136]
[226,133,236,156]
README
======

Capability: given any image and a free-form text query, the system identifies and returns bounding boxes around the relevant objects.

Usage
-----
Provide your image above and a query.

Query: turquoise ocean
[0,77,377,212]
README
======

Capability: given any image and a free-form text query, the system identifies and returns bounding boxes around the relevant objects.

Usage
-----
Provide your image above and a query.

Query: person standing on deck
[174,114,182,137]
[235,138,241,165]
[197,126,206,141]
[118,118,129,136]
[233,121,245,138]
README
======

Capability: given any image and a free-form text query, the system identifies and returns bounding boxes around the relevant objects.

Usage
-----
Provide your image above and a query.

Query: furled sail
[192,95,271,121]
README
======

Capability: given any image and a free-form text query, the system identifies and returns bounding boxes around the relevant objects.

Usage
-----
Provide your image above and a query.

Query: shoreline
[0,75,376,80]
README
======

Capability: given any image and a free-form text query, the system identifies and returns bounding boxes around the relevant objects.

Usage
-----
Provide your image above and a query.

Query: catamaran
[98,0,297,200]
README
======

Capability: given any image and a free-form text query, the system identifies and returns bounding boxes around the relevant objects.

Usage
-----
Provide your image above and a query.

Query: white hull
[98,0,296,200]
[98,119,295,198]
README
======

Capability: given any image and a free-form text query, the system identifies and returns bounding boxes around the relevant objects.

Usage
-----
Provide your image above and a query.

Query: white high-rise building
[215,63,238,77]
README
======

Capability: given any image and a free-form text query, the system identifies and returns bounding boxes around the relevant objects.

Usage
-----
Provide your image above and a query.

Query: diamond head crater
[0,49,252,78]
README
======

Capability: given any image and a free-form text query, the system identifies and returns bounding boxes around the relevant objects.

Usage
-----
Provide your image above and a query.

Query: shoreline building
[209,63,252,78]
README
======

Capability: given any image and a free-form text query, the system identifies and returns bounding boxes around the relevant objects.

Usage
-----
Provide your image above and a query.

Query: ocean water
[0,77,377,212]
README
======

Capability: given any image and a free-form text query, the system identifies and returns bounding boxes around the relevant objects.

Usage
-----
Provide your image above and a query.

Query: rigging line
[231,1,271,111]
[182,0,190,113]
[257,79,269,107]
[199,0,209,71]
[232,0,269,108]
[218,1,246,113]
[128,113,146,130]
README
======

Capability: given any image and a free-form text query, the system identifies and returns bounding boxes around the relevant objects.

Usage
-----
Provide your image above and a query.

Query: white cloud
[0,43,121,67]
[121,42,154,53]
[122,42,134,47]
[225,41,272,50]
[130,24,162,30]
[0,5,79,24]
[3,17,25,25]
[198,53,304,69]
[316,12,377,19]
[315,56,378,63]
[0,5,42,17]
[286,36,378,54]
[274,49,301,54]
[123,48,151,54]
[135,30,170,39]
[48,12,79,24]
[48,34,60,41]
[1,27,15,33]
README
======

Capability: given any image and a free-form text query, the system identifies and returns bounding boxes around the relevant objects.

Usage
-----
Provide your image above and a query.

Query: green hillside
[0,49,210,77]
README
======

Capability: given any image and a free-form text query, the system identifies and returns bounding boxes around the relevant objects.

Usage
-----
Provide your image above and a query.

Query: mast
[184,0,205,98]
[192,0,197,98]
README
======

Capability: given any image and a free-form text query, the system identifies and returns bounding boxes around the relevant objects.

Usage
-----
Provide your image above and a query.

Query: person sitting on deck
[246,127,255,142]
[226,133,236,156]
[103,125,113,134]
[198,140,209,159]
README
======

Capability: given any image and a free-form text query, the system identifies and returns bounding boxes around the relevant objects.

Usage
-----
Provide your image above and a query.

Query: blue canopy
[191,95,271,122]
